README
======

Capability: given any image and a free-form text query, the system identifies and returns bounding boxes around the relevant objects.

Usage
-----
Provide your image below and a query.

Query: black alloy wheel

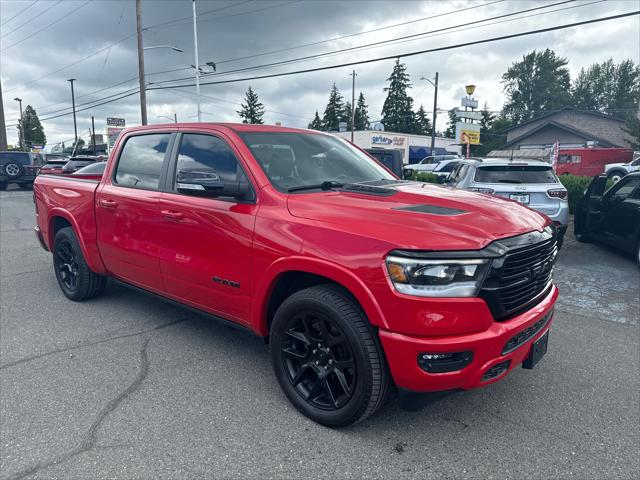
[55,239,79,292]
[270,285,390,427]
[281,310,356,410]
[52,227,107,301]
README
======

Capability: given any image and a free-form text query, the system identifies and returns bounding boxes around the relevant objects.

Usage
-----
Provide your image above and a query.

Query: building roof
[505,106,626,132]
[502,120,615,149]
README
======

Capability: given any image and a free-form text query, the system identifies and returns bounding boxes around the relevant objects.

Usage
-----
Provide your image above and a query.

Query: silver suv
[446,158,569,245]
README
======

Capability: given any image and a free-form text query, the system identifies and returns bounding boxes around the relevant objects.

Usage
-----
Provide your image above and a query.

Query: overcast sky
[1,0,638,148]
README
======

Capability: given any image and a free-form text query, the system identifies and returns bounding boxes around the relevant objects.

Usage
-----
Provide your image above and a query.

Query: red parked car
[33,124,558,427]
[555,147,633,177]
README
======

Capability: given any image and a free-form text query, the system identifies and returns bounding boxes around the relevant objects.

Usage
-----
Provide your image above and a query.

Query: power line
[145,0,254,30]
[214,0,505,67]
[0,0,63,38]
[149,0,581,87]
[0,0,39,27]
[148,10,639,90]
[1,0,92,52]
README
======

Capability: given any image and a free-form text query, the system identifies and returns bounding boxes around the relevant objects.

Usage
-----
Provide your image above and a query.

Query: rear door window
[114,134,171,190]
[474,165,558,184]
[438,161,459,173]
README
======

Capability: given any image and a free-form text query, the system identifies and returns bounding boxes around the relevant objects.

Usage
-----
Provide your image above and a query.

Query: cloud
[1,0,638,146]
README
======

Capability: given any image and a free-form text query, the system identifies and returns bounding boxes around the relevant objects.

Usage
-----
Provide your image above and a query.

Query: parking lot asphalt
[1,188,639,480]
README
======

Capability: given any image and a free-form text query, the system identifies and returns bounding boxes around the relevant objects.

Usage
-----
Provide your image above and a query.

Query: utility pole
[136,0,148,125]
[192,0,201,122]
[0,81,7,151]
[14,97,24,151]
[430,72,438,155]
[67,79,77,143]
[349,70,357,142]
[174,113,178,124]
[91,116,96,155]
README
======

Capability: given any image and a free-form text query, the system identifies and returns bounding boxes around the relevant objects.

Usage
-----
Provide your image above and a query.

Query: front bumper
[379,284,558,392]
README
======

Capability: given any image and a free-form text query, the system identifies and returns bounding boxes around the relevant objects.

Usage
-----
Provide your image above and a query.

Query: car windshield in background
[475,165,558,184]
[238,132,395,192]
[72,162,106,175]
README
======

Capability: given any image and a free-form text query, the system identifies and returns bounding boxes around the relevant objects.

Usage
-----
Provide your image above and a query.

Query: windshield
[239,132,395,192]
[475,165,558,184]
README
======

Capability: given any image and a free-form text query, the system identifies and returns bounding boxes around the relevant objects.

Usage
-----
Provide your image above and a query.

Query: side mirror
[176,170,250,199]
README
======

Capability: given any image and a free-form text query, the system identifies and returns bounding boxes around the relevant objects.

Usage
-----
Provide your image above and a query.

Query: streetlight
[67,79,77,143]
[13,97,24,151]
[420,72,439,155]
[144,45,183,53]
[157,114,178,123]
[192,0,201,122]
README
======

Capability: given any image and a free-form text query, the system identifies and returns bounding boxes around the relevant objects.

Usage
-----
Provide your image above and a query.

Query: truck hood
[287,182,549,251]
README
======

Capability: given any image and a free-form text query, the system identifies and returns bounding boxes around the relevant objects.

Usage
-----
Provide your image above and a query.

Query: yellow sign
[460,129,480,145]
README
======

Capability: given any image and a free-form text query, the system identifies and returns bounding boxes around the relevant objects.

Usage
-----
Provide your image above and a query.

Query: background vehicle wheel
[607,170,625,183]
[53,227,107,301]
[4,163,22,179]
[270,285,390,428]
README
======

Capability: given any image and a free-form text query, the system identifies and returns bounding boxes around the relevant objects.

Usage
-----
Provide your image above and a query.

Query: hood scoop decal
[394,204,467,216]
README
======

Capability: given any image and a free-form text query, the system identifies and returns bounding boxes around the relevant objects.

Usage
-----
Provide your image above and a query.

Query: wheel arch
[254,257,388,338]
[48,210,107,274]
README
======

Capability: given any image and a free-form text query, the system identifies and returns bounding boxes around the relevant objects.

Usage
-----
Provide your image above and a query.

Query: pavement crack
[0,316,191,370]
[6,339,151,480]
[0,268,50,279]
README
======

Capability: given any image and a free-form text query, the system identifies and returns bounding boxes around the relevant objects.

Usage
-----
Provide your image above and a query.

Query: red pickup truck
[34,123,558,427]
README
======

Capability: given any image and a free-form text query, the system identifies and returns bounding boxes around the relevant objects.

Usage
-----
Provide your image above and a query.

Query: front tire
[607,170,625,183]
[270,285,390,427]
[53,227,107,301]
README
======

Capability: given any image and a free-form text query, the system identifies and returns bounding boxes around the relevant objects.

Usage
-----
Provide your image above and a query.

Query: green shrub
[558,174,614,214]
[412,172,440,184]
[558,175,592,214]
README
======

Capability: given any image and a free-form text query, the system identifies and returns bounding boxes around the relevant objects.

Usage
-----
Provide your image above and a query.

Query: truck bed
[34,174,103,272]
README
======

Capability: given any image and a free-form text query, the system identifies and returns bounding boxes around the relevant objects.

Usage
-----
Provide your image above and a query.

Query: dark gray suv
[0,151,43,190]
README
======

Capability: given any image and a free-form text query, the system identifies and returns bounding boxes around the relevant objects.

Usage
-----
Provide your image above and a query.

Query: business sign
[461,98,478,109]
[455,109,482,121]
[106,127,124,151]
[106,117,125,127]
[455,122,481,145]
[371,135,406,147]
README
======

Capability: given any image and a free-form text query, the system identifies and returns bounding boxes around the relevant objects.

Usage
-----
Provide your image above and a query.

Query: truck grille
[480,228,558,321]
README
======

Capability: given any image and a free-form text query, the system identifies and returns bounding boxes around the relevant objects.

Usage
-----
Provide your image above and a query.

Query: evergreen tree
[444,108,458,138]
[322,83,345,131]
[623,115,640,149]
[17,105,46,149]
[501,49,571,123]
[343,101,353,131]
[354,92,370,130]
[308,110,323,130]
[572,59,640,114]
[412,105,432,135]
[381,59,415,133]
[237,86,265,124]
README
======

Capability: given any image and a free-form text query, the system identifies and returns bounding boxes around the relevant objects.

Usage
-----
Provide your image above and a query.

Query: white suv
[446,158,570,246]
[604,156,640,183]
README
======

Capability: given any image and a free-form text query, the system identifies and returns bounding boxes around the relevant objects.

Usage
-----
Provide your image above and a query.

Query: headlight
[385,256,489,297]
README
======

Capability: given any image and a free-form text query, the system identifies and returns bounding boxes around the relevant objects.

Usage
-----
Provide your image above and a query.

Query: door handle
[161,209,184,220]
[99,199,118,210]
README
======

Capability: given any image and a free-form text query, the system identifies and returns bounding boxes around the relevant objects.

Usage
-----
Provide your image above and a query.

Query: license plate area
[509,193,530,204]
[522,330,549,369]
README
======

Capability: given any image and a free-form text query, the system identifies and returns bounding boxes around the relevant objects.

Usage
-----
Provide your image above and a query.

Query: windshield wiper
[287,181,345,193]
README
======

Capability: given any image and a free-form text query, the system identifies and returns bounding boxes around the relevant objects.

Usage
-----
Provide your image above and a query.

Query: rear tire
[575,232,590,243]
[53,227,107,301]
[270,285,390,427]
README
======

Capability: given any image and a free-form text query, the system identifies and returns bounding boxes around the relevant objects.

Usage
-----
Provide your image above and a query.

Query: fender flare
[252,256,389,336]
[47,208,107,274]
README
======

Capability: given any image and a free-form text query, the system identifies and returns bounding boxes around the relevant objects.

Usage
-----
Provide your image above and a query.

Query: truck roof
[126,122,318,135]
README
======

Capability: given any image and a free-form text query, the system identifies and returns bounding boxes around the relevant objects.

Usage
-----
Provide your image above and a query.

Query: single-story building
[501,107,635,150]
[331,130,460,164]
